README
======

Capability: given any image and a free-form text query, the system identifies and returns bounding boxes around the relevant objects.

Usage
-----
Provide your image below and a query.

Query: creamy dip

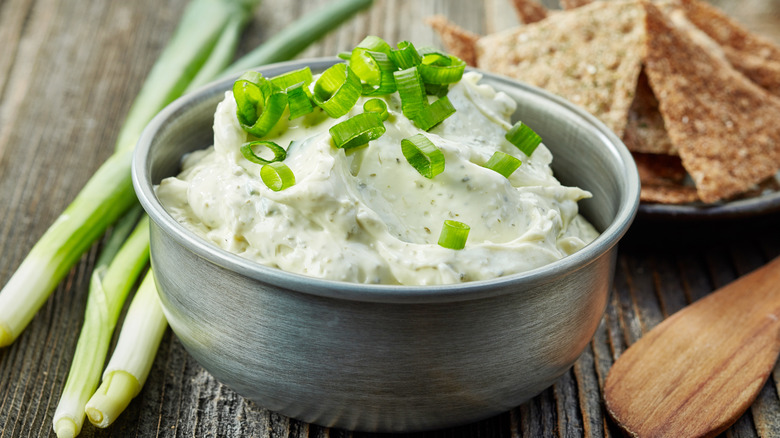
[157,72,599,285]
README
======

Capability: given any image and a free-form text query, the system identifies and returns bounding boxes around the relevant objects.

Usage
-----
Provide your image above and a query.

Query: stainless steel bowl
[132,58,639,433]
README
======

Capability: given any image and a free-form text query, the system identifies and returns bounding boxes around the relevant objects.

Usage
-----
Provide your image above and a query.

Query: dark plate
[637,184,780,222]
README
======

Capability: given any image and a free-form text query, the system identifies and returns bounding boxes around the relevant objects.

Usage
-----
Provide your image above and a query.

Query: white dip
[157,72,599,285]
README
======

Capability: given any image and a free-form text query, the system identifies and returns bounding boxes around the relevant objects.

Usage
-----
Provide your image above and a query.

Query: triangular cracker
[622,69,677,155]
[425,16,480,67]
[674,0,780,97]
[509,0,548,24]
[475,0,647,138]
[643,1,780,203]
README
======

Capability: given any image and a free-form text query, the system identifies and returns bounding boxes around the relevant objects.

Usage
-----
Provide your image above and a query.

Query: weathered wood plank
[1,1,780,437]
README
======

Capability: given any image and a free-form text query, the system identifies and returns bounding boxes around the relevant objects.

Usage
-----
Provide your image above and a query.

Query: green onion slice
[413,95,456,131]
[419,54,466,85]
[390,40,422,69]
[270,66,313,92]
[438,220,470,250]
[394,67,426,120]
[233,72,288,138]
[401,133,445,178]
[312,63,362,118]
[484,151,522,178]
[350,49,397,95]
[355,35,393,54]
[285,82,314,119]
[240,140,287,165]
[505,121,542,156]
[261,162,295,191]
[329,112,386,149]
[338,51,352,60]
[363,98,389,121]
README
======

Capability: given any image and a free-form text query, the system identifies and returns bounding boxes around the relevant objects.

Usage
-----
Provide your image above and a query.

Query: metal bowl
[132,58,639,432]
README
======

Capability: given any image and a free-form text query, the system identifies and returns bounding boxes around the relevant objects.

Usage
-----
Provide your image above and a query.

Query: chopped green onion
[351,49,397,96]
[401,133,445,179]
[438,220,470,250]
[312,63,362,118]
[390,40,422,69]
[240,140,287,165]
[329,112,386,149]
[363,98,389,121]
[412,95,456,131]
[85,269,168,429]
[505,121,542,156]
[394,67,426,120]
[419,53,466,85]
[484,151,522,178]
[285,83,314,119]
[233,72,288,138]
[355,35,393,54]
[261,162,296,191]
[270,66,313,91]
[338,51,352,60]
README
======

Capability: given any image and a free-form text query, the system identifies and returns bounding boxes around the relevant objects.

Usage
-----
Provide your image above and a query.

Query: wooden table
[2,0,780,436]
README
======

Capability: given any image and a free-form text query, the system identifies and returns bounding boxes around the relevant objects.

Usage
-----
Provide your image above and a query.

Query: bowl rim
[132,57,640,304]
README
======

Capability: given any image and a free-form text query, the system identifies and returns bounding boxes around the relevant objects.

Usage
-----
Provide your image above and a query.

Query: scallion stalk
[0,0,373,348]
[52,214,150,438]
[84,270,167,429]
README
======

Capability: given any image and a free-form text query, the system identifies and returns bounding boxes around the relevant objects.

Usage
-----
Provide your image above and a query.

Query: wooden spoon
[604,255,780,438]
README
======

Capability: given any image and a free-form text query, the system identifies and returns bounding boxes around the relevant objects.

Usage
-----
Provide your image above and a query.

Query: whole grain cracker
[642,1,780,203]
[475,1,647,138]
[622,70,677,155]
[510,0,548,24]
[425,15,480,67]
[675,0,780,96]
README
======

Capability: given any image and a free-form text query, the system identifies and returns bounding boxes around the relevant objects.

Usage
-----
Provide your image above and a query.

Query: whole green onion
[438,220,470,250]
[401,133,445,179]
[329,112,386,149]
[505,121,542,157]
[484,151,522,178]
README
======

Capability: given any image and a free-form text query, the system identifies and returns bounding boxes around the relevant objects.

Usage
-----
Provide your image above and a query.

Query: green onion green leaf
[285,83,314,119]
[390,40,422,69]
[438,220,470,250]
[394,66,427,120]
[505,121,542,156]
[261,162,296,191]
[233,72,288,138]
[363,98,389,121]
[412,95,456,131]
[270,66,313,91]
[401,133,445,179]
[419,53,466,85]
[240,140,287,165]
[329,112,386,149]
[484,151,522,178]
[312,63,362,118]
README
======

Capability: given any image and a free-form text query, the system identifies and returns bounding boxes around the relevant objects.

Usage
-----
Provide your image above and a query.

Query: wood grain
[1,0,780,437]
